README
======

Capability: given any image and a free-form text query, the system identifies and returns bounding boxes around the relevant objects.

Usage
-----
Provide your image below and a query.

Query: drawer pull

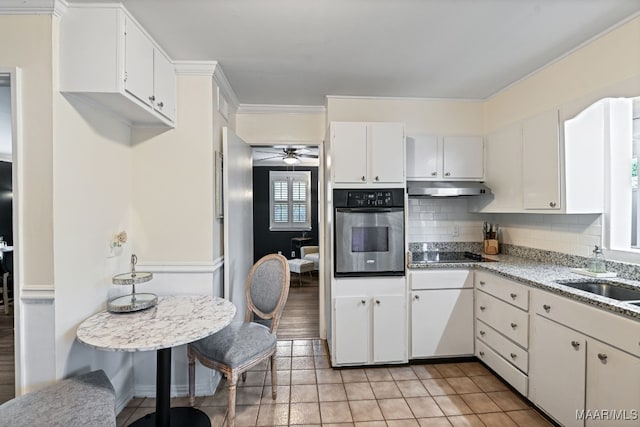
[479,351,485,357]
[479,330,486,336]
[510,353,517,359]
[479,281,486,286]
[360,300,366,305]
[571,341,580,349]
[598,353,608,362]
[414,295,420,300]
[510,322,517,329]
[543,304,551,312]
[510,293,517,299]
[375,300,380,305]
[480,306,486,311]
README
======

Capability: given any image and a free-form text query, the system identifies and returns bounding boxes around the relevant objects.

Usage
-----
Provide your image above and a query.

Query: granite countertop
[408,254,640,321]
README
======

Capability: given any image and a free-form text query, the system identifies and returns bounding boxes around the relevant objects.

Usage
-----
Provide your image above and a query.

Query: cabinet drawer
[409,269,473,290]
[532,289,640,358]
[476,290,529,349]
[475,271,529,310]
[476,319,528,373]
[476,340,528,397]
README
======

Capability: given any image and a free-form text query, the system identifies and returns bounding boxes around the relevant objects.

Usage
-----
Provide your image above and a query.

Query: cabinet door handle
[479,330,486,336]
[149,95,156,102]
[445,172,451,176]
[479,351,485,357]
[375,176,380,181]
[543,304,551,312]
[479,281,486,286]
[479,306,486,311]
[510,322,517,329]
[549,202,557,208]
[375,300,380,305]
[510,353,517,359]
[361,176,366,182]
[360,300,366,305]
[431,171,437,176]
[157,101,164,108]
[597,353,608,361]
[571,341,580,349]
[510,293,517,299]
[414,295,420,300]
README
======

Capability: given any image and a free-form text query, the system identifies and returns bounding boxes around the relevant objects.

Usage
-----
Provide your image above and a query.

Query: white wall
[236,110,325,145]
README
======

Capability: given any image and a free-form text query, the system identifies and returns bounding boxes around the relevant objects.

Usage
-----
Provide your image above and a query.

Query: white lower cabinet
[409,270,474,358]
[530,289,640,427]
[332,277,406,366]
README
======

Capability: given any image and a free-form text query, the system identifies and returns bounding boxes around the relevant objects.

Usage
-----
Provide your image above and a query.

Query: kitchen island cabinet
[330,122,405,187]
[331,276,406,366]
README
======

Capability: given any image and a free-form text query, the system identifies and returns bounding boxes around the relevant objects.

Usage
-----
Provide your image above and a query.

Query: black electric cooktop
[411,251,496,264]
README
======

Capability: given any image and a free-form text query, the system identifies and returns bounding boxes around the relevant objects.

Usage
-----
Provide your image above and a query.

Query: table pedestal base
[129,407,210,427]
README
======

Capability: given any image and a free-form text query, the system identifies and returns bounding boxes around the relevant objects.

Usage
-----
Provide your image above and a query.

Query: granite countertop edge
[408,255,640,321]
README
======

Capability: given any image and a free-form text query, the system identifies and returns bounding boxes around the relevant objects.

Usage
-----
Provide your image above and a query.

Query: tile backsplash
[407,197,603,258]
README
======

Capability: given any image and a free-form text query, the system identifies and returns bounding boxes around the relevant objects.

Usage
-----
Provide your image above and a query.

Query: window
[269,171,311,231]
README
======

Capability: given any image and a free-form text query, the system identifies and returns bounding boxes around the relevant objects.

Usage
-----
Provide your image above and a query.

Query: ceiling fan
[254,147,318,165]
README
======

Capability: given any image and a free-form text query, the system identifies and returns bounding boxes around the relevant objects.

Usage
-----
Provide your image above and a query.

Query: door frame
[0,67,23,396]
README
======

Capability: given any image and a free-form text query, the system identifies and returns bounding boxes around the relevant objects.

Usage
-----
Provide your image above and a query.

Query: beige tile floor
[117,339,555,427]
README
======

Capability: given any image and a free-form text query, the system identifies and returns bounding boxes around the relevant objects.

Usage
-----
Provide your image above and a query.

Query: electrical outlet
[277,251,282,255]
[291,251,296,258]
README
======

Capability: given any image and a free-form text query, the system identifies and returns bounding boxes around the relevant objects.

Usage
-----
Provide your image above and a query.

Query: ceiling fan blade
[254,155,284,161]
[297,154,319,159]
[255,150,280,154]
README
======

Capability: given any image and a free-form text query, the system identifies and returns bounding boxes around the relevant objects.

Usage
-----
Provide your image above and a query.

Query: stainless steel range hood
[407,181,492,197]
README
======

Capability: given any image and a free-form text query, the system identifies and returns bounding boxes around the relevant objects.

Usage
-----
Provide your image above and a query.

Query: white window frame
[269,170,312,231]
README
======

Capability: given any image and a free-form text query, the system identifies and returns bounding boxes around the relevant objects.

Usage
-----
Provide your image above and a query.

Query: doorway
[0,70,17,404]
[251,145,321,339]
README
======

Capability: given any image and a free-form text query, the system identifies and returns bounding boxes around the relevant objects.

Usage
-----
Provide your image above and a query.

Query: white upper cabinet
[406,135,484,181]
[474,105,604,213]
[60,5,176,127]
[522,109,561,210]
[330,122,405,187]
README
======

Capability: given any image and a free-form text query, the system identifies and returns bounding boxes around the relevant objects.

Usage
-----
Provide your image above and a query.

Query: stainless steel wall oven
[334,189,405,277]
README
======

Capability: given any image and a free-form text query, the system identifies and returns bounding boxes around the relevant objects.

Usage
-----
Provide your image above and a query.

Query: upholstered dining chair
[187,253,290,427]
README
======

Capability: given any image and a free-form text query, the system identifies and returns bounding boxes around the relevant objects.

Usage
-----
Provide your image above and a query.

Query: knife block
[484,239,499,255]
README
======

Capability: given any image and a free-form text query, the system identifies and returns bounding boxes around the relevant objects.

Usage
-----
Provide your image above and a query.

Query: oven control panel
[334,188,405,208]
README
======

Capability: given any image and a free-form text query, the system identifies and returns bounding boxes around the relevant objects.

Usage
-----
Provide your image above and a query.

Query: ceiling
[71,0,640,106]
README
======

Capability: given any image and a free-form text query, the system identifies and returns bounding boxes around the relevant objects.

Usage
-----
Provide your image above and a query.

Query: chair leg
[227,373,238,427]
[270,355,277,399]
[187,347,196,407]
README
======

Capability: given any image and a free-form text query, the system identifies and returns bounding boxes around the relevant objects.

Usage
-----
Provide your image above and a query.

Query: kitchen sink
[556,280,640,301]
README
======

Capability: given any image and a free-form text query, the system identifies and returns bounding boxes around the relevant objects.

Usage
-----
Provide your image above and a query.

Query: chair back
[245,254,290,333]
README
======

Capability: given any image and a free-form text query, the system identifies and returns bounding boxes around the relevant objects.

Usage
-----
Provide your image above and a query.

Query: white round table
[77,295,236,427]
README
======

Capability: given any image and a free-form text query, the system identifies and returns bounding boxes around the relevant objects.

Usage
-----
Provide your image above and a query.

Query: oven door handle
[336,207,402,213]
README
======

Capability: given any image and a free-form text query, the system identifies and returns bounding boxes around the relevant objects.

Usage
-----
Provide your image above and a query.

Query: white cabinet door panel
[443,136,484,179]
[411,289,474,358]
[586,340,640,427]
[153,48,176,122]
[373,295,406,363]
[406,135,439,179]
[332,123,368,184]
[124,17,153,105]
[334,297,369,365]
[522,109,560,210]
[530,315,585,427]
[484,123,523,211]
[369,123,405,183]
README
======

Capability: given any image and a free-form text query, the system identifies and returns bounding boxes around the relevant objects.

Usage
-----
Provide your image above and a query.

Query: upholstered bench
[287,258,314,286]
[0,369,116,427]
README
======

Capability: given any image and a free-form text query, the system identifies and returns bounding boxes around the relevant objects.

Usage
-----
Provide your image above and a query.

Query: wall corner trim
[212,64,239,111]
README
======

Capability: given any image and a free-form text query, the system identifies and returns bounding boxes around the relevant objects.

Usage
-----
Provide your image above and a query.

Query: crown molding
[325,95,484,103]
[174,61,218,76]
[0,0,69,15]
[237,104,326,115]
[212,64,239,111]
